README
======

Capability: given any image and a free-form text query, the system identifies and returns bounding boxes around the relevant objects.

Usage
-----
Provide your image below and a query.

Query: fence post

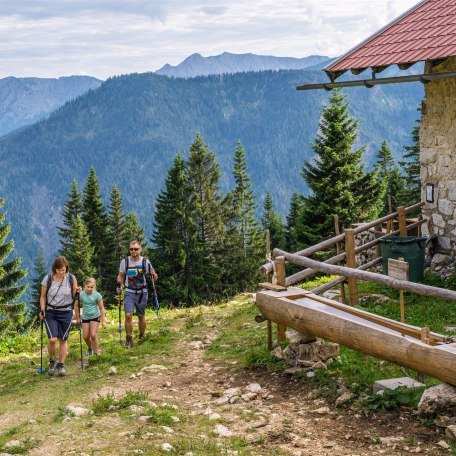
[334,214,347,304]
[398,206,407,236]
[344,228,359,306]
[276,256,287,342]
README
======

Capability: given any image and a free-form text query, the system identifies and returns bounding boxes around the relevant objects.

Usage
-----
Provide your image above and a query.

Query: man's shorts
[44,309,73,340]
[124,291,148,317]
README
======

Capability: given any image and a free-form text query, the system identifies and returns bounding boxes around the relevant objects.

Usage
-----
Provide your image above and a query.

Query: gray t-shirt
[41,273,75,310]
[119,256,152,293]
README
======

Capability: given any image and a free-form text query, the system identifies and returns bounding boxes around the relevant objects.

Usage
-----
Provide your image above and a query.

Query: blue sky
[0,0,419,79]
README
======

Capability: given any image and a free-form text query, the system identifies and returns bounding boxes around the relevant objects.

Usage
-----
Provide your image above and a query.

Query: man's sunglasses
[130,247,140,251]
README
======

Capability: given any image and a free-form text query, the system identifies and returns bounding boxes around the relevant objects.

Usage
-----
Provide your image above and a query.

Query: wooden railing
[259,202,456,305]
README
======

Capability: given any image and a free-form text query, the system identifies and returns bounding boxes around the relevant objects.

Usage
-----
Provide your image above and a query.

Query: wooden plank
[258,282,287,291]
[256,291,456,386]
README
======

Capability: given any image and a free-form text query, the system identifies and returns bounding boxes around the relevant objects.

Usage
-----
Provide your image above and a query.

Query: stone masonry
[421,57,456,248]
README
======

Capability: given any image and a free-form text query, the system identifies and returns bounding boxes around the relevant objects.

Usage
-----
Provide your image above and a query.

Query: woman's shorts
[82,316,100,323]
[44,309,73,340]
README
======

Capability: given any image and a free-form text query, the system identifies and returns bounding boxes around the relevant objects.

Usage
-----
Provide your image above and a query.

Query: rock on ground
[418,383,456,416]
[64,405,93,416]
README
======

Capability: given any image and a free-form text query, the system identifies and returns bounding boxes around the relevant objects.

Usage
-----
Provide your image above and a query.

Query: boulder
[64,405,93,416]
[214,424,233,437]
[108,366,117,375]
[418,384,456,416]
[245,383,261,393]
[318,342,340,361]
[445,425,456,441]
[271,347,284,359]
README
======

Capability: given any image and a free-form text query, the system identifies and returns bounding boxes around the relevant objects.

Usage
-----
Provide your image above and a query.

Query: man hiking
[117,240,158,348]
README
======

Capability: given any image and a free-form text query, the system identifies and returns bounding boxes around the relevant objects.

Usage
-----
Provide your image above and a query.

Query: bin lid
[379,236,427,245]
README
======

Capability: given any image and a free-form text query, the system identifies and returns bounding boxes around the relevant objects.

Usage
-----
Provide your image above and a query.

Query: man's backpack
[45,273,75,309]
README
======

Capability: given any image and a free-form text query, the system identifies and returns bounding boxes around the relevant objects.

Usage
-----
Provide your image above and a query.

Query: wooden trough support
[256,287,456,386]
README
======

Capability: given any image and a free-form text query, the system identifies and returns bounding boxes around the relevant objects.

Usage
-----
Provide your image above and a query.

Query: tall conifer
[153,154,198,306]
[66,216,96,282]
[82,167,109,288]
[285,192,303,252]
[225,141,263,292]
[59,180,83,257]
[297,90,383,245]
[261,192,285,250]
[186,134,226,301]
[29,249,46,326]
[399,119,421,208]
[0,198,27,335]
[124,212,146,247]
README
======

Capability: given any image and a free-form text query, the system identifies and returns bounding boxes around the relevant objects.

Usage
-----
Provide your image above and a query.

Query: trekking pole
[117,287,123,346]
[78,323,85,371]
[37,316,46,374]
[150,275,165,334]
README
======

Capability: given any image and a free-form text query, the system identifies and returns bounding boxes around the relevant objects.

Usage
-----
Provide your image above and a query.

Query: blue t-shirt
[79,290,102,320]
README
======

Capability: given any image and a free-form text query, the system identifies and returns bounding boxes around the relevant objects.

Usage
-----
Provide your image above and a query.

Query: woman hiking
[74,277,106,357]
[39,256,78,377]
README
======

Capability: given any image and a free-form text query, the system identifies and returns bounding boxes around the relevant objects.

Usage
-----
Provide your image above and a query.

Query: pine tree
[297,90,383,245]
[82,167,109,289]
[124,212,146,247]
[399,119,421,208]
[29,249,46,326]
[0,198,27,335]
[376,140,405,215]
[65,216,96,283]
[186,134,226,302]
[153,154,198,306]
[225,141,263,292]
[106,185,128,296]
[285,192,303,252]
[59,180,83,257]
[261,192,285,250]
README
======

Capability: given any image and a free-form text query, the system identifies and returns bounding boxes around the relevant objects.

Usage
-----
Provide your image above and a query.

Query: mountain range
[156,52,331,78]
[0,76,102,136]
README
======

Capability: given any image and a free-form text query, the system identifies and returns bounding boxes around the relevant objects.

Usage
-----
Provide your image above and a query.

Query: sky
[0,0,420,80]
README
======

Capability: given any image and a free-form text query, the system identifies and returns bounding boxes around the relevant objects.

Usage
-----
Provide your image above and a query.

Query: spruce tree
[285,192,303,252]
[0,198,27,335]
[376,140,405,215]
[297,90,383,245]
[153,154,198,306]
[59,180,83,257]
[82,167,109,289]
[399,119,421,208]
[66,215,96,283]
[29,249,46,326]
[124,212,146,247]
[261,192,285,250]
[186,134,226,302]
[106,185,128,296]
[225,141,263,292]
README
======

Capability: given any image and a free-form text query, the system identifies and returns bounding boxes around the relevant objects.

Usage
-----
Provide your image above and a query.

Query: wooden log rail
[259,202,424,276]
[271,249,456,302]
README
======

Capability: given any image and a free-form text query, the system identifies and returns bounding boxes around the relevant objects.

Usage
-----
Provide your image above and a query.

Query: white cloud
[0,0,419,79]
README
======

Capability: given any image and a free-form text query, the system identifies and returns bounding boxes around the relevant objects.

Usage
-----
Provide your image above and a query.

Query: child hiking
[39,256,78,377]
[117,240,158,348]
[74,278,106,356]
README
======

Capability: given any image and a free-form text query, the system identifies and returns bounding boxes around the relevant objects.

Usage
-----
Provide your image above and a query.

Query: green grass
[92,391,148,415]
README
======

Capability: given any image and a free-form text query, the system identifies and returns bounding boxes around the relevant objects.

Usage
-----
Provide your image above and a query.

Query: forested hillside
[0,76,102,135]
[0,69,423,268]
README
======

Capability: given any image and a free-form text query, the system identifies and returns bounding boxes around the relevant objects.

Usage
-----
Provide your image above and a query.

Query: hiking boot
[48,358,56,376]
[125,335,133,349]
[87,348,93,357]
[139,332,145,340]
[57,362,66,377]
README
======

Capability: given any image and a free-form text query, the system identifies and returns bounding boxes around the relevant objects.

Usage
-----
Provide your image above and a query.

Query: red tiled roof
[326,0,456,77]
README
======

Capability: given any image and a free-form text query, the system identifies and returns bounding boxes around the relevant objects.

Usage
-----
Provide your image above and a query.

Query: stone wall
[421,57,456,250]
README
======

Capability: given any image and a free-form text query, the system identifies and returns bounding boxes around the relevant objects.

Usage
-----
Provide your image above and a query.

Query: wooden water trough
[256,286,456,386]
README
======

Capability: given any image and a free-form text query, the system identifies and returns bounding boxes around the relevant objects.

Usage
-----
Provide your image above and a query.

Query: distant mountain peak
[155,52,330,78]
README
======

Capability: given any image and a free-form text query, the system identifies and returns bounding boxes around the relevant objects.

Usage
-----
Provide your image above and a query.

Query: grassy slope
[0,283,455,454]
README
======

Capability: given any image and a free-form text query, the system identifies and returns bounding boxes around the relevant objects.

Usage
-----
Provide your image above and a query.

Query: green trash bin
[379,236,427,283]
